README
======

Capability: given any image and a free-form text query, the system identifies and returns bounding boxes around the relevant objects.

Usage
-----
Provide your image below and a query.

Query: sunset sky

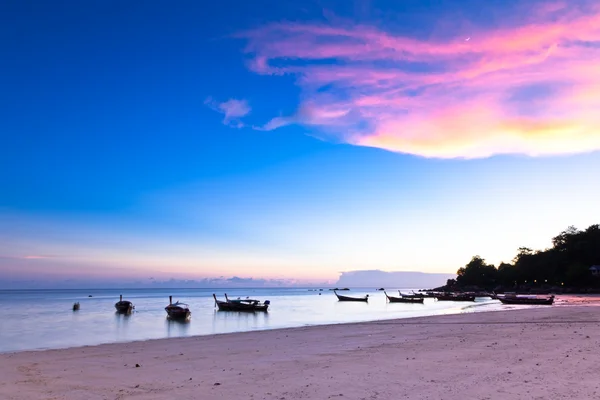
[1,0,599,286]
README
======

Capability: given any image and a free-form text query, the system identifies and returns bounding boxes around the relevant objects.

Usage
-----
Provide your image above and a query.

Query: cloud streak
[205,97,251,128]
[239,1,600,158]
[0,255,58,260]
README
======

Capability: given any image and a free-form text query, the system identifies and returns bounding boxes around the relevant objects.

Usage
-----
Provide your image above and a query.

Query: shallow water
[0,288,519,352]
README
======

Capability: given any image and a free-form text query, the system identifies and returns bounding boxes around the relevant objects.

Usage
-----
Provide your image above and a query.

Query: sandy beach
[2,305,600,400]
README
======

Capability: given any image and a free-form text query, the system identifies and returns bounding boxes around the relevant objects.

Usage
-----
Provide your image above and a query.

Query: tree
[456,256,497,289]
[496,262,518,287]
[451,223,600,290]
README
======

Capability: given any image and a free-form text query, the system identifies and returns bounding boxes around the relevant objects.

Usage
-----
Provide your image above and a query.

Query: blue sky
[1,0,599,285]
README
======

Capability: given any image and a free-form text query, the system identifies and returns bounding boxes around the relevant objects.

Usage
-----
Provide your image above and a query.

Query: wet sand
[1,305,600,400]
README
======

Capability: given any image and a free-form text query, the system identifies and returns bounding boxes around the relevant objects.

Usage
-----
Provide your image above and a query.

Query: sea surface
[0,287,532,353]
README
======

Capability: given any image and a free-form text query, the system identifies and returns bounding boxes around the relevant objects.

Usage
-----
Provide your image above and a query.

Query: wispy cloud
[205,97,251,128]
[0,255,58,260]
[238,1,600,158]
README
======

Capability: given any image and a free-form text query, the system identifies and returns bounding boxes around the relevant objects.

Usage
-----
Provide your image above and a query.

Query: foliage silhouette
[449,224,600,290]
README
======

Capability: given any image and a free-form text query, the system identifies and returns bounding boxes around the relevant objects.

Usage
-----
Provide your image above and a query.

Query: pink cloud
[239,1,600,158]
[205,97,251,128]
[0,255,58,260]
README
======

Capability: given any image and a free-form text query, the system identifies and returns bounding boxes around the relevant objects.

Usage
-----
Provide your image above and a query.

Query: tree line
[446,224,600,290]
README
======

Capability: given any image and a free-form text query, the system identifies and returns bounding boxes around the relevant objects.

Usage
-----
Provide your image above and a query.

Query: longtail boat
[497,294,555,305]
[334,291,368,302]
[385,292,424,303]
[213,294,270,312]
[165,296,191,320]
[115,294,134,313]
[435,293,476,302]
[399,291,424,299]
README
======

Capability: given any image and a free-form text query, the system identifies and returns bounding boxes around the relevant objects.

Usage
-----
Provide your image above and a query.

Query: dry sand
[2,305,600,400]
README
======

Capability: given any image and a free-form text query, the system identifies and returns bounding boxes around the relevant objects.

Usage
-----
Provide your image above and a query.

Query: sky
[1,0,599,287]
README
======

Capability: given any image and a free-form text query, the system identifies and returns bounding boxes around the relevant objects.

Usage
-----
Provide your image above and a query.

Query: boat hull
[213,294,269,312]
[387,297,424,303]
[334,292,368,302]
[115,301,134,313]
[498,296,554,305]
[215,301,268,312]
[165,307,191,320]
[386,292,424,303]
[435,295,476,302]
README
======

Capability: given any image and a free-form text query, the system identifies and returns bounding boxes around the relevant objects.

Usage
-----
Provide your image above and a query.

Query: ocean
[0,287,509,353]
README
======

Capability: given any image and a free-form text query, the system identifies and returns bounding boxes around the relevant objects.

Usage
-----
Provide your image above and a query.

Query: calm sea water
[0,288,510,353]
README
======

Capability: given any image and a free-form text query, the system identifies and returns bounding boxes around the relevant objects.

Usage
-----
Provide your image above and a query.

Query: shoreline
[0,298,503,355]
[1,301,497,356]
[3,296,599,355]
[3,305,600,399]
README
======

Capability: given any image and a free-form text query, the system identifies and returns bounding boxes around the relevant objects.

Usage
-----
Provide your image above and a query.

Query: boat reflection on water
[114,311,132,323]
[165,316,191,337]
[212,308,270,333]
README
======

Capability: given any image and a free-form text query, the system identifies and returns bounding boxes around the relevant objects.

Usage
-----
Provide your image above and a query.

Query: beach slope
[1,306,599,399]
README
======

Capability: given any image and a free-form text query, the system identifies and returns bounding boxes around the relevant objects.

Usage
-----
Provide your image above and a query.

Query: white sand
[1,305,600,400]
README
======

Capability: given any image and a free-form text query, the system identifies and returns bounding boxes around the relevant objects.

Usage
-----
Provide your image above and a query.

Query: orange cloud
[240,1,600,158]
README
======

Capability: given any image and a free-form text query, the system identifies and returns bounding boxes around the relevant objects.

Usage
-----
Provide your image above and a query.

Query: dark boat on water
[399,291,425,299]
[435,293,476,302]
[385,292,424,303]
[414,291,438,298]
[213,294,270,312]
[497,294,555,305]
[165,296,191,320]
[334,291,368,302]
[115,295,134,313]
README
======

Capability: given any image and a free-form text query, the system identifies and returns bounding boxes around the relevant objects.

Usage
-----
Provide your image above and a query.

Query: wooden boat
[72,302,80,311]
[470,292,493,298]
[399,291,424,299]
[497,294,555,305]
[414,291,437,298]
[385,292,424,303]
[334,291,368,302]
[165,296,191,320]
[115,294,134,313]
[213,294,270,312]
[435,293,476,302]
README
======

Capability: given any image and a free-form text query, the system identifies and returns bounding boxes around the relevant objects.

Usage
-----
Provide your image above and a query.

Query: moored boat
[115,295,134,313]
[497,294,555,305]
[399,291,425,299]
[334,291,368,302]
[385,292,424,303]
[435,293,476,302]
[213,294,270,312]
[165,296,191,320]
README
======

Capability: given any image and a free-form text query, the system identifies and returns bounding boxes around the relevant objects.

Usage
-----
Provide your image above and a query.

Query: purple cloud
[205,97,251,128]
[235,1,600,158]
